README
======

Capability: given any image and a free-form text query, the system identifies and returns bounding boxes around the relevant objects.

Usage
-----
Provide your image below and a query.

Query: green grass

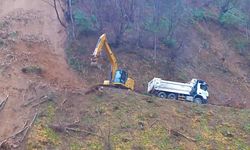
[70,142,82,150]
[87,142,102,150]
[195,133,203,142]
[26,88,250,149]
[27,102,60,149]
[44,127,60,145]
[235,139,249,150]
[243,123,250,133]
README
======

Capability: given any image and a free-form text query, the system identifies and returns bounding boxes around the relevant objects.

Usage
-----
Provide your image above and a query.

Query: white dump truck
[147,78,209,104]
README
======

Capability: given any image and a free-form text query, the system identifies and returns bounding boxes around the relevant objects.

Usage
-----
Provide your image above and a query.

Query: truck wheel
[157,92,167,98]
[167,93,177,100]
[194,97,202,104]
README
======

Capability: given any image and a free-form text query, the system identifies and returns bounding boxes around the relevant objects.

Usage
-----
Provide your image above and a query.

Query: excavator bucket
[90,55,98,66]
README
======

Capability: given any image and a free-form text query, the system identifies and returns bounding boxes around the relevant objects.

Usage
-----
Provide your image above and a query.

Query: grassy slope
[26,88,250,150]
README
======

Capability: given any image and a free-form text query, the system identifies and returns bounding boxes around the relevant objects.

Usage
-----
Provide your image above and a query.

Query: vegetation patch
[243,123,250,133]
[70,141,82,150]
[191,8,215,22]
[73,9,97,35]
[25,88,250,149]
[219,8,247,28]
[27,103,60,149]
[21,66,43,74]
[231,38,250,56]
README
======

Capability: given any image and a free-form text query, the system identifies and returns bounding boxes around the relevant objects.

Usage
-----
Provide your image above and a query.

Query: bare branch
[40,0,54,7]
[0,95,9,112]
[53,0,67,28]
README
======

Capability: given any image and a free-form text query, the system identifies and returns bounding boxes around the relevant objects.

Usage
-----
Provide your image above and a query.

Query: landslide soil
[0,0,83,146]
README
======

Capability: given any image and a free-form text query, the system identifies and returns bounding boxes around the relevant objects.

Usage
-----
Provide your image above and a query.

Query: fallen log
[49,124,103,138]
[20,113,38,142]
[0,95,9,112]
[0,113,38,148]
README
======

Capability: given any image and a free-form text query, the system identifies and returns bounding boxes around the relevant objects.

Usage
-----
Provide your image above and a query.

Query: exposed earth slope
[0,0,83,147]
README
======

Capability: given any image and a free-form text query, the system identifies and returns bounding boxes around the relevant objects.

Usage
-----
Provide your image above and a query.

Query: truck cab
[191,79,209,104]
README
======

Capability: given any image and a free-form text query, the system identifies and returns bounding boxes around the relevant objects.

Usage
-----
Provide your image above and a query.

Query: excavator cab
[112,69,134,90]
[113,69,128,84]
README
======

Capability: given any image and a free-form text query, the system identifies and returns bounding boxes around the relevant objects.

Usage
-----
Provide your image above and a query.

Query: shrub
[144,17,169,33]
[219,8,247,28]
[21,66,42,74]
[243,123,250,133]
[66,50,84,71]
[192,8,206,21]
[232,38,250,55]
[73,9,96,34]
[191,8,216,23]
[162,38,177,49]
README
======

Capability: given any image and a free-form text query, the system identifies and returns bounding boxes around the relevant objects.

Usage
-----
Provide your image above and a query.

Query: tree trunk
[246,24,249,40]
[154,32,157,64]
[53,0,66,28]
[68,0,75,39]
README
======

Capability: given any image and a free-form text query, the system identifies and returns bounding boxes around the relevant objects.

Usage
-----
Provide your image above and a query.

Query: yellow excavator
[91,33,135,90]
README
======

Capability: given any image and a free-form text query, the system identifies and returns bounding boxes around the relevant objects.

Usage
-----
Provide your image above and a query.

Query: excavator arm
[91,34,118,80]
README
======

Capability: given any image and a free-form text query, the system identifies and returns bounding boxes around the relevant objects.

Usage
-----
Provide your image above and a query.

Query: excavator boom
[91,34,118,80]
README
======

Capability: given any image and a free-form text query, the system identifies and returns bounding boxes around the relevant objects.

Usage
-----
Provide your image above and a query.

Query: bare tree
[67,0,75,39]
[218,0,239,15]
[41,0,66,28]
[153,0,160,63]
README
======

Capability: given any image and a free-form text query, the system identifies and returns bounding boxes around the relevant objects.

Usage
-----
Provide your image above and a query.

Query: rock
[222,130,234,138]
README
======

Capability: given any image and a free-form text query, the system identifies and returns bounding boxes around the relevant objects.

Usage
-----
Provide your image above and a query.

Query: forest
[66,0,250,49]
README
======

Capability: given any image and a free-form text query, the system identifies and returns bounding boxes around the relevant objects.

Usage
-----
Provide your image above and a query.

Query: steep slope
[70,27,250,108]
[0,0,83,147]
[181,22,250,108]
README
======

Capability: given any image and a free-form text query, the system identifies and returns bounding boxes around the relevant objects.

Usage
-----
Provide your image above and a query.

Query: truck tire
[167,93,177,100]
[157,92,167,98]
[194,97,202,104]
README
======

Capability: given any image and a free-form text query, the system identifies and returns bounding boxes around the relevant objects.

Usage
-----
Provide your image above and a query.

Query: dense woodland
[67,0,249,46]
[57,0,249,65]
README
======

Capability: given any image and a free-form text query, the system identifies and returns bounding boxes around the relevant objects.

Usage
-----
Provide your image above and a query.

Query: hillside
[66,0,250,108]
[22,88,250,149]
[0,0,249,150]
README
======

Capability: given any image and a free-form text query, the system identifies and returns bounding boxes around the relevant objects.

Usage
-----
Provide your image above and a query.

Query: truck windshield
[200,84,208,91]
